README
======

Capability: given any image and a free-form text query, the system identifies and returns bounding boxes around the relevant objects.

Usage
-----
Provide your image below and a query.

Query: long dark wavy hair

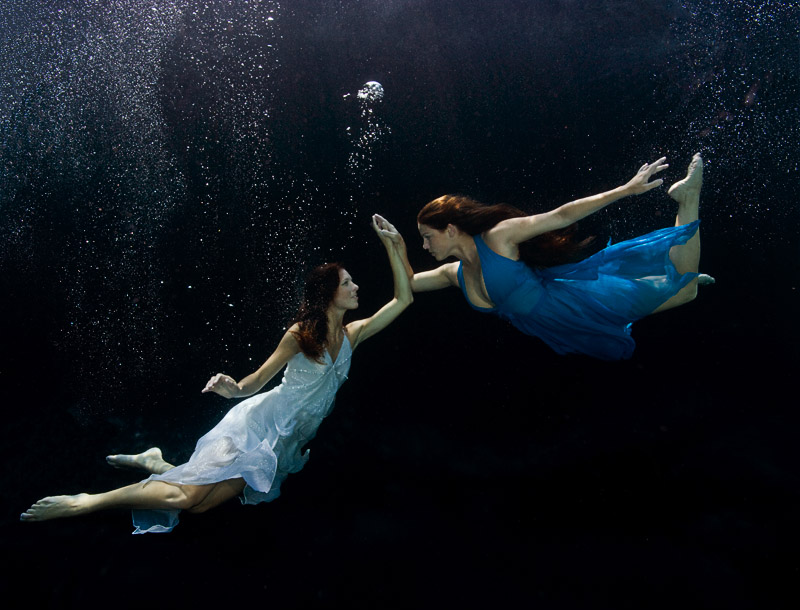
[291,262,345,363]
[417,195,593,268]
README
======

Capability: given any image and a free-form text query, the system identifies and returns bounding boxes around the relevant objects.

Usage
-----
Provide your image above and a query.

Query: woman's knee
[680,281,699,305]
[670,280,699,307]
[652,281,698,314]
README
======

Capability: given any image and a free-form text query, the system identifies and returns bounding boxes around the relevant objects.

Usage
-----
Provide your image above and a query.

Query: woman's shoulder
[481,225,522,260]
[278,325,302,350]
[484,216,525,241]
[343,319,364,351]
[281,323,300,339]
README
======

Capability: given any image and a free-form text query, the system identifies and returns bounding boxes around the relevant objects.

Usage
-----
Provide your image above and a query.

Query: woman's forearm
[555,186,631,227]
[385,241,414,306]
[552,159,668,228]
[204,331,299,399]
[395,238,415,281]
[233,372,263,398]
[370,215,419,292]
[555,184,632,226]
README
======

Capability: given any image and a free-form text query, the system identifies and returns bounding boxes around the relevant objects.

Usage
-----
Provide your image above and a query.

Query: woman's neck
[326,308,345,338]
[452,233,480,266]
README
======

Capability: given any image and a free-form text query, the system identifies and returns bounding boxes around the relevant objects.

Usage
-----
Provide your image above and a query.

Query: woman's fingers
[633,158,669,192]
[641,157,668,175]
[372,215,390,238]
[372,214,401,244]
[373,213,392,231]
[203,373,233,393]
[650,157,668,175]
[203,375,219,392]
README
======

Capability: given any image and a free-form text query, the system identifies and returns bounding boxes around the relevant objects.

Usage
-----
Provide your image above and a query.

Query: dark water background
[1,1,799,607]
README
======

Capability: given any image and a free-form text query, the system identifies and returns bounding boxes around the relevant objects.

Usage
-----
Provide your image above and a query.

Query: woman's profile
[385,154,711,360]
[20,215,412,533]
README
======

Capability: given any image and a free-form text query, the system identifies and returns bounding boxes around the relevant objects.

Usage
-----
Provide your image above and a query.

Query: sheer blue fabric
[131,335,352,534]
[457,221,700,360]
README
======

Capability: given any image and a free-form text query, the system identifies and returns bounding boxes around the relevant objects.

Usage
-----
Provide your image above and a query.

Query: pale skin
[385,154,705,314]
[20,215,412,523]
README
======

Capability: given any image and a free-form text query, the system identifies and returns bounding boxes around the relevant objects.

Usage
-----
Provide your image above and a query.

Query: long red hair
[417,195,592,268]
[291,262,345,363]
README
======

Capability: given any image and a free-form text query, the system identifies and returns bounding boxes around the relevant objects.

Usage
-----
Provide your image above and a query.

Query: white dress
[132,335,352,534]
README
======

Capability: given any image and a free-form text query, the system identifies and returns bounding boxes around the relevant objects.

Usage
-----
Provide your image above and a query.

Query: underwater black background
[1,1,799,608]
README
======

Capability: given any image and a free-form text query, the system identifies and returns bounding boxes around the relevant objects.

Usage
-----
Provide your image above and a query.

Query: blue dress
[131,335,352,534]
[457,221,700,360]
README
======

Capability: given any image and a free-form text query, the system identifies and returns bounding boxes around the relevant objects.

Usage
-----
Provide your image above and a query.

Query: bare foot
[20,494,92,522]
[107,447,171,474]
[668,153,703,204]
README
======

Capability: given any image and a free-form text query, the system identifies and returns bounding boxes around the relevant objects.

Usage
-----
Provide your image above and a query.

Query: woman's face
[332,268,359,310]
[418,224,450,261]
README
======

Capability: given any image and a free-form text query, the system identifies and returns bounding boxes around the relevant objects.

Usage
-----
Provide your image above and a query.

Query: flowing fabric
[131,335,352,534]
[457,221,700,360]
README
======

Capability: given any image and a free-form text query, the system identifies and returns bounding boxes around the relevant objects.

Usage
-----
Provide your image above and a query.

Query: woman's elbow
[548,209,574,231]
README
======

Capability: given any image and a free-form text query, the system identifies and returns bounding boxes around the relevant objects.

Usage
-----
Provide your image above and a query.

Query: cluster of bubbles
[0,2,187,246]
[157,0,298,357]
[0,0,191,395]
[637,0,799,235]
[343,80,390,225]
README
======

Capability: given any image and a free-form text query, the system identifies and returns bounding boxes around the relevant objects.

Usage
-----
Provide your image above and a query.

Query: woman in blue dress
[20,215,412,532]
[385,154,710,360]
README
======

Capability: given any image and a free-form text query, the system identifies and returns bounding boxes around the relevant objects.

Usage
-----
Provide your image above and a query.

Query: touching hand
[202,373,240,398]
[623,157,669,195]
[372,214,404,246]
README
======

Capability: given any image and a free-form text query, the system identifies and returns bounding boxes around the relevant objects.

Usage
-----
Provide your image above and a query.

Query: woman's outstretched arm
[489,158,669,247]
[407,261,459,292]
[346,214,414,349]
[202,329,301,399]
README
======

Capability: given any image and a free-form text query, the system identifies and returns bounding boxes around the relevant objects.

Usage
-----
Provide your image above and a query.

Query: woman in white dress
[20,215,411,533]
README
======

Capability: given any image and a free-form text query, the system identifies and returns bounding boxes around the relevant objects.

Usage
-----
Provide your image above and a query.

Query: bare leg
[667,152,702,272]
[107,447,175,475]
[653,153,703,313]
[187,478,247,514]
[20,478,243,522]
